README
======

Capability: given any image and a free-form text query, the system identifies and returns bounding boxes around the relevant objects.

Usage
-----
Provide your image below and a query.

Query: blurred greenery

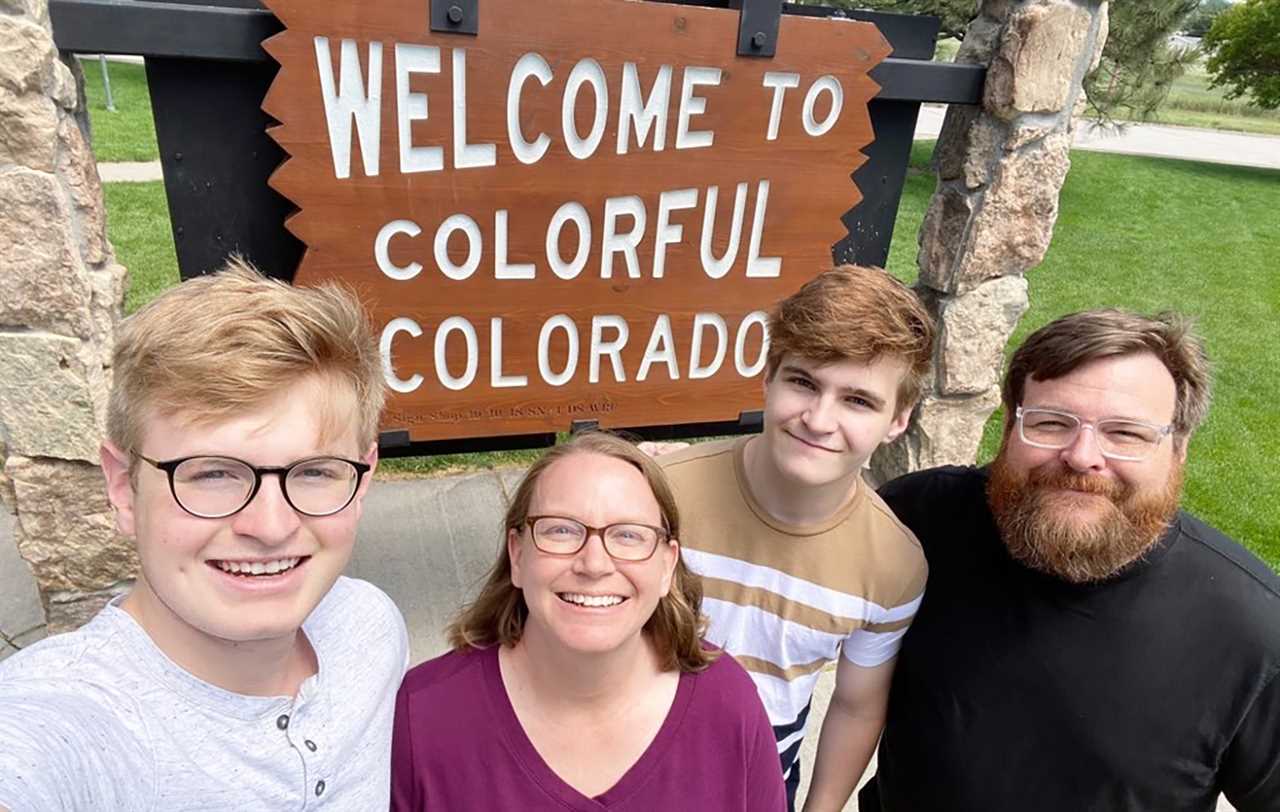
[79,58,159,162]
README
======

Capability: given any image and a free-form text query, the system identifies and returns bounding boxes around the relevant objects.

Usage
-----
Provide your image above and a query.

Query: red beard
[986,452,1182,584]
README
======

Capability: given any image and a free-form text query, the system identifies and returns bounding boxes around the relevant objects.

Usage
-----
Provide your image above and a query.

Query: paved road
[914,104,1280,170]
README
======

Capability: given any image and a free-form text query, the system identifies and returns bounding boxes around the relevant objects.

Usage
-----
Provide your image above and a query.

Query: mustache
[1027,468,1125,499]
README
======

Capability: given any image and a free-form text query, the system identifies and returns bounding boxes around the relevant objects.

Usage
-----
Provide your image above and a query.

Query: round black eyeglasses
[135,453,371,519]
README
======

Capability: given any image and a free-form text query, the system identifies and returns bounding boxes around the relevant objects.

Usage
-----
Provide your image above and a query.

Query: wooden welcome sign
[261,0,890,442]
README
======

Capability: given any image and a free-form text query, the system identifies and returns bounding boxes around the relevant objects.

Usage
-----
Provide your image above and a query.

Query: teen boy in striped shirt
[659,265,934,811]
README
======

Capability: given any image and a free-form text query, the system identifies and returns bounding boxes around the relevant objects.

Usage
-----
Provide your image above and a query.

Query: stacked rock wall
[873,0,1109,481]
[0,0,134,631]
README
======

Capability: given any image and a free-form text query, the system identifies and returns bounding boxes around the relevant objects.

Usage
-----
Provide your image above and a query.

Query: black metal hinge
[430,0,478,35]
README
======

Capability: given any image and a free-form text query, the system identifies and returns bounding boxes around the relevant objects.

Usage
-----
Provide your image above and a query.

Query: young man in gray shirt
[0,260,408,811]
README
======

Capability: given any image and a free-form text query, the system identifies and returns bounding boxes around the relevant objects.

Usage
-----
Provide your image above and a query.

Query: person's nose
[802,394,838,435]
[571,530,616,578]
[230,473,301,545]
[1061,425,1107,473]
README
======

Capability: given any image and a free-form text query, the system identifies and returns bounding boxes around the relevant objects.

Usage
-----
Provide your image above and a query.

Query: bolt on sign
[262,0,891,443]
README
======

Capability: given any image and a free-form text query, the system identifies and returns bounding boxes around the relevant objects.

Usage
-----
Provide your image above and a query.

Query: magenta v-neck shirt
[391,645,786,811]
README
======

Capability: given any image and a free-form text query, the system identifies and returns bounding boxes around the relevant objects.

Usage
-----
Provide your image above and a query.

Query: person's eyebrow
[778,363,814,379]
[839,387,887,409]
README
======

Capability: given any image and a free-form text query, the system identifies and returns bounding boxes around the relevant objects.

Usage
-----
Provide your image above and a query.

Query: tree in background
[1085,0,1198,122]
[1203,0,1280,109]
[832,0,1199,122]
[1182,0,1230,37]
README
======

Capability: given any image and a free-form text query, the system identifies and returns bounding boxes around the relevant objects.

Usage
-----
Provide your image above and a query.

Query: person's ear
[658,538,679,597]
[101,441,137,537]
[882,406,912,444]
[508,527,525,589]
[348,442,379,521]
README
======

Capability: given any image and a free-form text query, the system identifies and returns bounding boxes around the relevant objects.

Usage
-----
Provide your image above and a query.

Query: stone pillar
[872,0,1109,482]
[0,1,135,631]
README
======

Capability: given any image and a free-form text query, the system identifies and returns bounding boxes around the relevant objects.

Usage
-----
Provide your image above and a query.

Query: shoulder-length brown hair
[447,432,716,672]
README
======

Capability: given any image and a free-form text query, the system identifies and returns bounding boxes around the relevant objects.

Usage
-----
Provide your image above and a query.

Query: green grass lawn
[78,58,160,162]
[104,142,1280,569]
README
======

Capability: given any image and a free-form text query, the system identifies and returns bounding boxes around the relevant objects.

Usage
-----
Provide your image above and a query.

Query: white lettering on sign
[452,49,497,169]
[745,180,780,278]
[637,314,679,382]
[435,316,479,390]
[803,75,843,137]
[434,214,483,280]
[563,58,609,161]
[600,195,646,279]
[394,43,443,174]
[494,210,535,280]
[589,315,630,384]
[376,179,778,283]
[761,71,800,141]
[539,314,579,387]
[688,312,728,380]
[675,66,721,150]
[735,310,770,377]
[700,182,748,279]
[314,37,382,179]
[617,62,672,155]
[546,202,591,280]
[381,317,424,393]
[375,219,423,280]
[653,188,698,279]
[490,317,528,388]
[316,45,854,180]
[508,52,553,165]
[381,311,773,393]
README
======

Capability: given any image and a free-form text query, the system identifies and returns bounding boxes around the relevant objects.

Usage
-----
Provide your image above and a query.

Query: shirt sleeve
[839,587,924,668]
[840,530,928,669]
[0,686,149,811]
[1219,665,1280,811]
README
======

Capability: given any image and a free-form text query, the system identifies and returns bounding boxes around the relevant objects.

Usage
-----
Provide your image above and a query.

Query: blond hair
[766,265,935,412]
[1002,309,1212,443]
[448,432,716,673]
[107,257,386,454]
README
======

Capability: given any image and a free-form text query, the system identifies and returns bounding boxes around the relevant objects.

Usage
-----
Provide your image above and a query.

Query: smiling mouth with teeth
[211,557,308,577]
[557,592,627,608]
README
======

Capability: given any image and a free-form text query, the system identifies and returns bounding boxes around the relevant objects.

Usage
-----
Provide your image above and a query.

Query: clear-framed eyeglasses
[135,454,371,519]
[1015,407,1174,462]
[524,515,670,562]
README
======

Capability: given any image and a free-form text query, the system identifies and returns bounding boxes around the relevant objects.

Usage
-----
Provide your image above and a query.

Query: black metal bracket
[379,429,413,450]
[737,410,763,431]
[430,0,478,35]
[734,0,782,57]
[570,419,601,434]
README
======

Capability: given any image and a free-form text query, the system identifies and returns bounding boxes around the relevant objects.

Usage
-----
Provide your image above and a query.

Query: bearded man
[858,310,1280,812]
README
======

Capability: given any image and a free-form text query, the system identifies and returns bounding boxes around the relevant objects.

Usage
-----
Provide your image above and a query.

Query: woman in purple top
[391,432,786,811]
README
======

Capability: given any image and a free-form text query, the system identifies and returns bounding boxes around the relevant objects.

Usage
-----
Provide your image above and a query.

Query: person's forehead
[139,385,361,459]
[530,453,660,518]
[1024,353,1176,421]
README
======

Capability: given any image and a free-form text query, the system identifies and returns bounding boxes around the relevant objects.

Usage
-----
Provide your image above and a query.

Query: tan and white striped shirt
[660,438,927,780]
